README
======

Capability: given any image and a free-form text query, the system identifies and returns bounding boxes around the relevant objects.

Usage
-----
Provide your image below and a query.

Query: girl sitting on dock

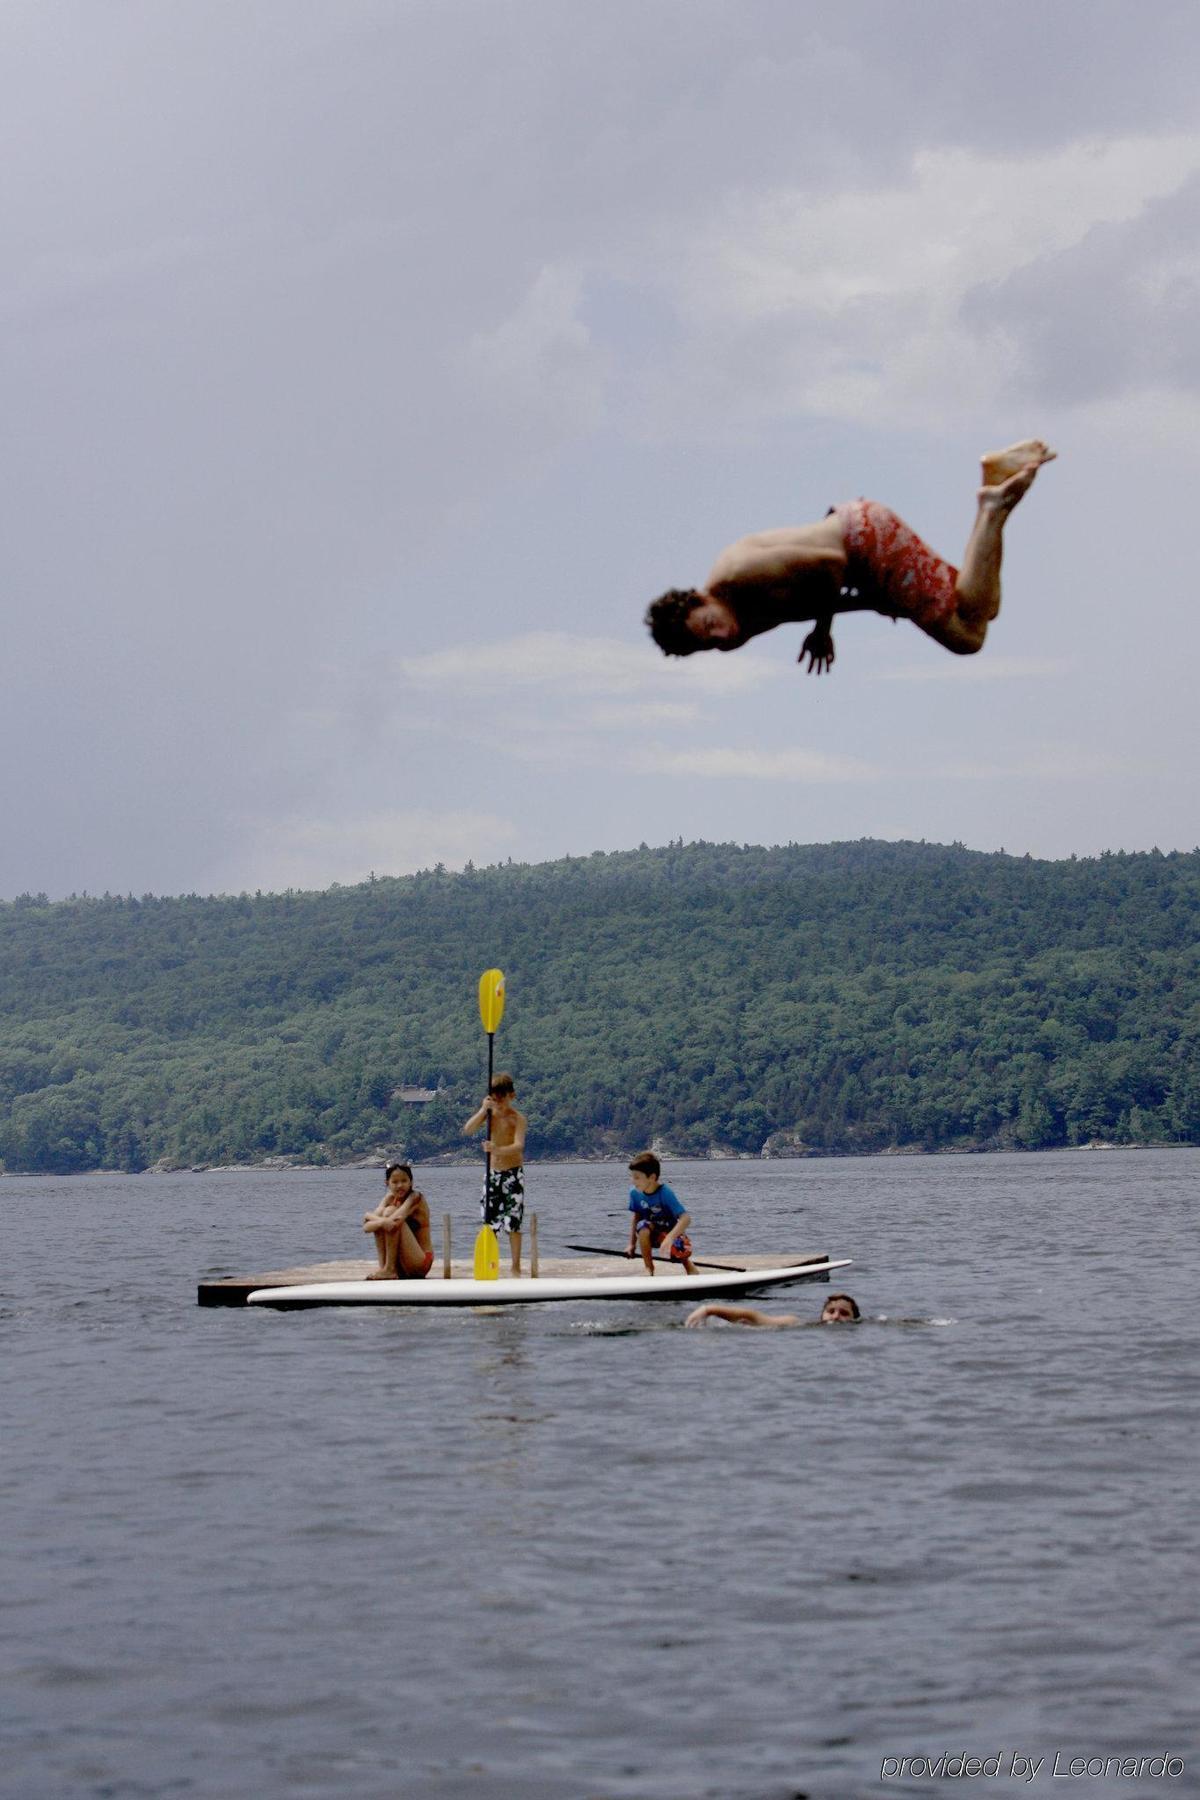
[363,1163,434,1280]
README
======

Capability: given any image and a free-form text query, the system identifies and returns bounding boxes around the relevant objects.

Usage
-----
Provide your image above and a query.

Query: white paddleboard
[247,1257,851,1309]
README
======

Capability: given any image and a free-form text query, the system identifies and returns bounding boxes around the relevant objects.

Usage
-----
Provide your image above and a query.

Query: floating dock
[198,1250,841,1306]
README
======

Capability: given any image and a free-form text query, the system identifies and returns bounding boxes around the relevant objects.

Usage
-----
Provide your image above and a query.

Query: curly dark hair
[644,587,705,657]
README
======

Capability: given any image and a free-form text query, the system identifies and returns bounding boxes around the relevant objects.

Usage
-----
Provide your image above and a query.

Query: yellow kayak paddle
[473,1224,501,1280]
[473,968,506,1281]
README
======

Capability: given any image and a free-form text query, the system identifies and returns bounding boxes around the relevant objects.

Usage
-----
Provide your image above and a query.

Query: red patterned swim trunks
[636,1225,693,1266]
[832,499,959,630]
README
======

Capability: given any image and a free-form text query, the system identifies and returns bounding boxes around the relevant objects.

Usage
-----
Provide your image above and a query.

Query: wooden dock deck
[197,1250,832,1305]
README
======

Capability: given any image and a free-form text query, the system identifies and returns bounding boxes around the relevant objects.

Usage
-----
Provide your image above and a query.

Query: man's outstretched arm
[685,1303,798,1328]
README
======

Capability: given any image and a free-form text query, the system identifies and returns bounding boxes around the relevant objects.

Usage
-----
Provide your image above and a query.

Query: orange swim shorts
[832,499,959,630]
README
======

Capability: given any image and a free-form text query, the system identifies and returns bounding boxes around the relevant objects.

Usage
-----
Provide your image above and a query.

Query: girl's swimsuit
[381,1196,434,1277]
[395,1249,435,1279]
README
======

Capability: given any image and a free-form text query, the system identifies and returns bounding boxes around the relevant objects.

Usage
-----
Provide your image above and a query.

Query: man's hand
[799,615,835,675]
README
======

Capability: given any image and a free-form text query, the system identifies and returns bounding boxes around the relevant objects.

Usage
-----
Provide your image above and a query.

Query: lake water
[3,1151,1197,1800]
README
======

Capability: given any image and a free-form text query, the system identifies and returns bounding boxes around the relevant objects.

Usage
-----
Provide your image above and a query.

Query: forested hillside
[2,839,1198,1173]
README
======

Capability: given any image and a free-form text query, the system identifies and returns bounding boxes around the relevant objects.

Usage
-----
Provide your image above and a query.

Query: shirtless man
[463,1072,528,1275]
[645,441,1055,673]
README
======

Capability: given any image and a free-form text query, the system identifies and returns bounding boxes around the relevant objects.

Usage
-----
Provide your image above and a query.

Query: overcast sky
[4,0,1198,898]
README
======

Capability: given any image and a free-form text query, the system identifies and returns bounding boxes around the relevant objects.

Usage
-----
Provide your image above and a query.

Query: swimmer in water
[645,442,1055,674]
[684,1293,861,1329]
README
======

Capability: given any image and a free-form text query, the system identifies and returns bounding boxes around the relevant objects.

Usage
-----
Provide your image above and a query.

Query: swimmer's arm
[685,1304,797,1328]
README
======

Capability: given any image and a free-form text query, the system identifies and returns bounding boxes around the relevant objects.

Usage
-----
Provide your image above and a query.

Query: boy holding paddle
[464,1073,527,1275]
[626,1152,698,1276]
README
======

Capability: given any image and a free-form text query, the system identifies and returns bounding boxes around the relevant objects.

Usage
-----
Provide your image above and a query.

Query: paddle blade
[478,969,506,1035]
[473,1224,500,1281]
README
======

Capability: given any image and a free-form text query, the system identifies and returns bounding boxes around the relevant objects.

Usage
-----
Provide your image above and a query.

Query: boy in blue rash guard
[625,1151,698,1275]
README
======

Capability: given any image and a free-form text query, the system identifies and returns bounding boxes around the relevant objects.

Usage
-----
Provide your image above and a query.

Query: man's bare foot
[366,1268,398,1280]
[977,462,1043,514]
[980,439,1056,487]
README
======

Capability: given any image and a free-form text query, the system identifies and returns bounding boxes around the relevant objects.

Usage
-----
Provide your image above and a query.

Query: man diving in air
[645,440,1055,674]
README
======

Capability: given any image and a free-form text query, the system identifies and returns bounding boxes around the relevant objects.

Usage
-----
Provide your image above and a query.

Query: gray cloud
[3,1,1200,896]
[962,173,1200,403]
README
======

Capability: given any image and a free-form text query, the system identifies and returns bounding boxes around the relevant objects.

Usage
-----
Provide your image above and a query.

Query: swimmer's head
[645,590,741,655]
[820,1293,860,1323]
[384,1162,414,1191]
[489,1072,516,1099]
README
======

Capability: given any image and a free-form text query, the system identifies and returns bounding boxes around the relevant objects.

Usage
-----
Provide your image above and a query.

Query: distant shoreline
[1,1140,1187,1178]
[6,840,1198,1177]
